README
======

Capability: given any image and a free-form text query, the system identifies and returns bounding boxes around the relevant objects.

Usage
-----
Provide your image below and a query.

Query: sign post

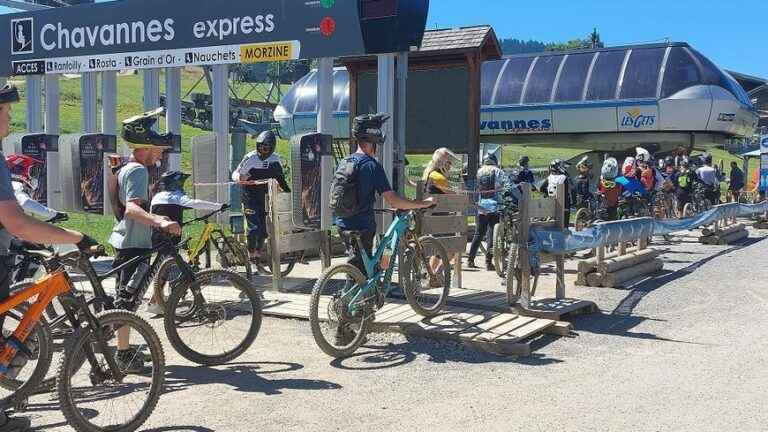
[760,134,768,197]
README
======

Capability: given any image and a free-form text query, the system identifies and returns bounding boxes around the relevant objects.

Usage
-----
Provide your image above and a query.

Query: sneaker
[486,262,496,272]
[145,303,164,316]
[115,349,147,374]
[0,412,30,432]
[467,260,477,269]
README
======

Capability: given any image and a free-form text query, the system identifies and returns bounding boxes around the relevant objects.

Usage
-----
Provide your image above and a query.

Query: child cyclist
[598,158,623,221]
[146,170,227,316]
[573,156,594,212]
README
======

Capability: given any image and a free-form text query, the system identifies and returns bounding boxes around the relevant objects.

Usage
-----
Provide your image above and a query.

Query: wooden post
[268,180,282,291]
[517,185,532,308]
[597,245,605,269]
[619,241,627,256]
[554,183,566,299]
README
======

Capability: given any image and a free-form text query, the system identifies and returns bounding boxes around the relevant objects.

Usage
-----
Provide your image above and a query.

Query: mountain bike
[0,247,165,432]
[152,205,252,311]
[8,220,262,368]
[618,192,651,219]
[682,184,713,217]
[309,207,450,358]
[574,194,609,231]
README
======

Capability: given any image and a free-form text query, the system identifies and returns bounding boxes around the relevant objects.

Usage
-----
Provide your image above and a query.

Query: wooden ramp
[262,292,571,356]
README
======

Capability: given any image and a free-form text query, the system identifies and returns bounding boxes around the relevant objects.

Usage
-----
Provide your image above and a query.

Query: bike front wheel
[0,289,53,400]
[309,264,371,358]
[163,269,262,365]
[57,310,165,432]
[400,236,451,317]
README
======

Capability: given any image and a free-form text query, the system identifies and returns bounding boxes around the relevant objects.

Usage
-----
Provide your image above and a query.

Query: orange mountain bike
[0,247,165,432]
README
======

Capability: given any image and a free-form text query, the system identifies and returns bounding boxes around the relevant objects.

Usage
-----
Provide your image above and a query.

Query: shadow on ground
[163,361,341,396]
[329,334,564,371]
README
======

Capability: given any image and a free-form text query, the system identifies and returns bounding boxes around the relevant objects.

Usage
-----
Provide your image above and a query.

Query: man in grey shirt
[109,109,180,372]
[0,84,96,431]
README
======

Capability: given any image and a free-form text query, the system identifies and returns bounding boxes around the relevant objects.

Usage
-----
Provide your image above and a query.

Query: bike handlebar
[181,204,229,227]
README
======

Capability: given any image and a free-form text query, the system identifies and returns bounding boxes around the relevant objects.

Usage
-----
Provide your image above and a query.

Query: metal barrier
[266,180,330,291]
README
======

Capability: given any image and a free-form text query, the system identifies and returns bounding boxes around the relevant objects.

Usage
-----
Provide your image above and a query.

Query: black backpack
[329,156,362,218]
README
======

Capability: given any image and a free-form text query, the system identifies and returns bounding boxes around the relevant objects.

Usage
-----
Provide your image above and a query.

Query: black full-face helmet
[121,107,174,149]
[159,170,190,192]
[256,130,277,158]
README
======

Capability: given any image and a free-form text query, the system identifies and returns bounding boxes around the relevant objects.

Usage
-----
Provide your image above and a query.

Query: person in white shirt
[695,153,720,205]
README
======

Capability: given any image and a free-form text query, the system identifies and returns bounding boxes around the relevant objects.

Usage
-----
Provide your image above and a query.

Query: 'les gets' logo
[621,108,655,128]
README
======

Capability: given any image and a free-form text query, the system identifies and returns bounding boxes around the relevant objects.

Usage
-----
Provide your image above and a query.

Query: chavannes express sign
[1,0,429,76]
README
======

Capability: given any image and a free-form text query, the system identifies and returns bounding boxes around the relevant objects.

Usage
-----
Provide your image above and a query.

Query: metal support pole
[165,67,182,170]
[395,52,408,195]
[317,57,334,268]
[143,69,161,112]
[26,76,43,132]
[81,73,98,133]
[211,64,230,212]
[44,74,62,209]
[101,71,117,136]
[377,54,396,231]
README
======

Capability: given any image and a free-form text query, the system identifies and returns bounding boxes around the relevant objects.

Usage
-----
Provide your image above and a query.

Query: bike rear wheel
[0,291,53,400]
[492,223,506,277]
[214,236,253,280]
[164,269,262,365]
[401,236,451,317]
[309,264,371,358]
[574,208,591,231]
[57,310,164,432]
[255,245,297,277]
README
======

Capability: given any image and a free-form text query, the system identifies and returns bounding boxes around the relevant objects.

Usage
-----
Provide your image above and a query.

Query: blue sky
[2,0,766,78]
[426,0,768,78]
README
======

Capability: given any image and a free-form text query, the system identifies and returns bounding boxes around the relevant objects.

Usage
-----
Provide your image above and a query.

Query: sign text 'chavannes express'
[38,15,277,52]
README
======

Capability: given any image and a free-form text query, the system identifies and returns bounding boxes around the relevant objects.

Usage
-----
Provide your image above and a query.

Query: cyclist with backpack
[146,171,226,315]
[598,158,623,221]
[0,84,97,432]
[676,158,695,214]
[330,113,434,275]
[573,156,594,212]
[231,130,290,262]
[467,153,506,271]
[108,108,181,372]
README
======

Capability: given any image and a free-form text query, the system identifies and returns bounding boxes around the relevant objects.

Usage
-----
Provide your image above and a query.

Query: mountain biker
[146,170,226,316]
[598,157,623,221]
[332,113,434,276]
[676,158,695,214]
[695,153,720,205]
[0,84,97,432]
[5,155,67,223]
[109,108,181,372]
[616,157,647,196]
[539,159,573,226]
[636,147,663,195]
[468,153,506,271]
[231,130,290,262]
[515,155,536,189]
[728,161,745,203]
[573,156,594,212]
[660,156,679,194]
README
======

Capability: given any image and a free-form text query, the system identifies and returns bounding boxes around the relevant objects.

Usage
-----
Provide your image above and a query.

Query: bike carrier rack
[511,184,597,320]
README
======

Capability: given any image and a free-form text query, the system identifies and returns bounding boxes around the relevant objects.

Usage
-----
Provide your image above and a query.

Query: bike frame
[0,269,126,383]
[343,212,412,315]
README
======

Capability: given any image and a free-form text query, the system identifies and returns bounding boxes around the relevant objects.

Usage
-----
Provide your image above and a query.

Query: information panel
[2,0,429,76]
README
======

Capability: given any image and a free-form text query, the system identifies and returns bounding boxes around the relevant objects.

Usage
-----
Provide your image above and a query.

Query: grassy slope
[8,73,756,245]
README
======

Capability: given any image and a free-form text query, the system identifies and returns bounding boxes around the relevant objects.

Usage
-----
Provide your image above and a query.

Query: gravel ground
[17,225,768,432]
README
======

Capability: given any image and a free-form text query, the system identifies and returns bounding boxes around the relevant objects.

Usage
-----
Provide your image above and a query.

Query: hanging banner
[77,134,116,214]
[2,0,429,76]
[1,133,58,205]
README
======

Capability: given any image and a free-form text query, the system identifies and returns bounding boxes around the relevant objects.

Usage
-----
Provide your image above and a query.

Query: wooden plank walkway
[261,292,570,356]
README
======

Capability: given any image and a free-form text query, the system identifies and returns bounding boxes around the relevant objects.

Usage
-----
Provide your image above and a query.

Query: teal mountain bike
[309,208,451,358]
